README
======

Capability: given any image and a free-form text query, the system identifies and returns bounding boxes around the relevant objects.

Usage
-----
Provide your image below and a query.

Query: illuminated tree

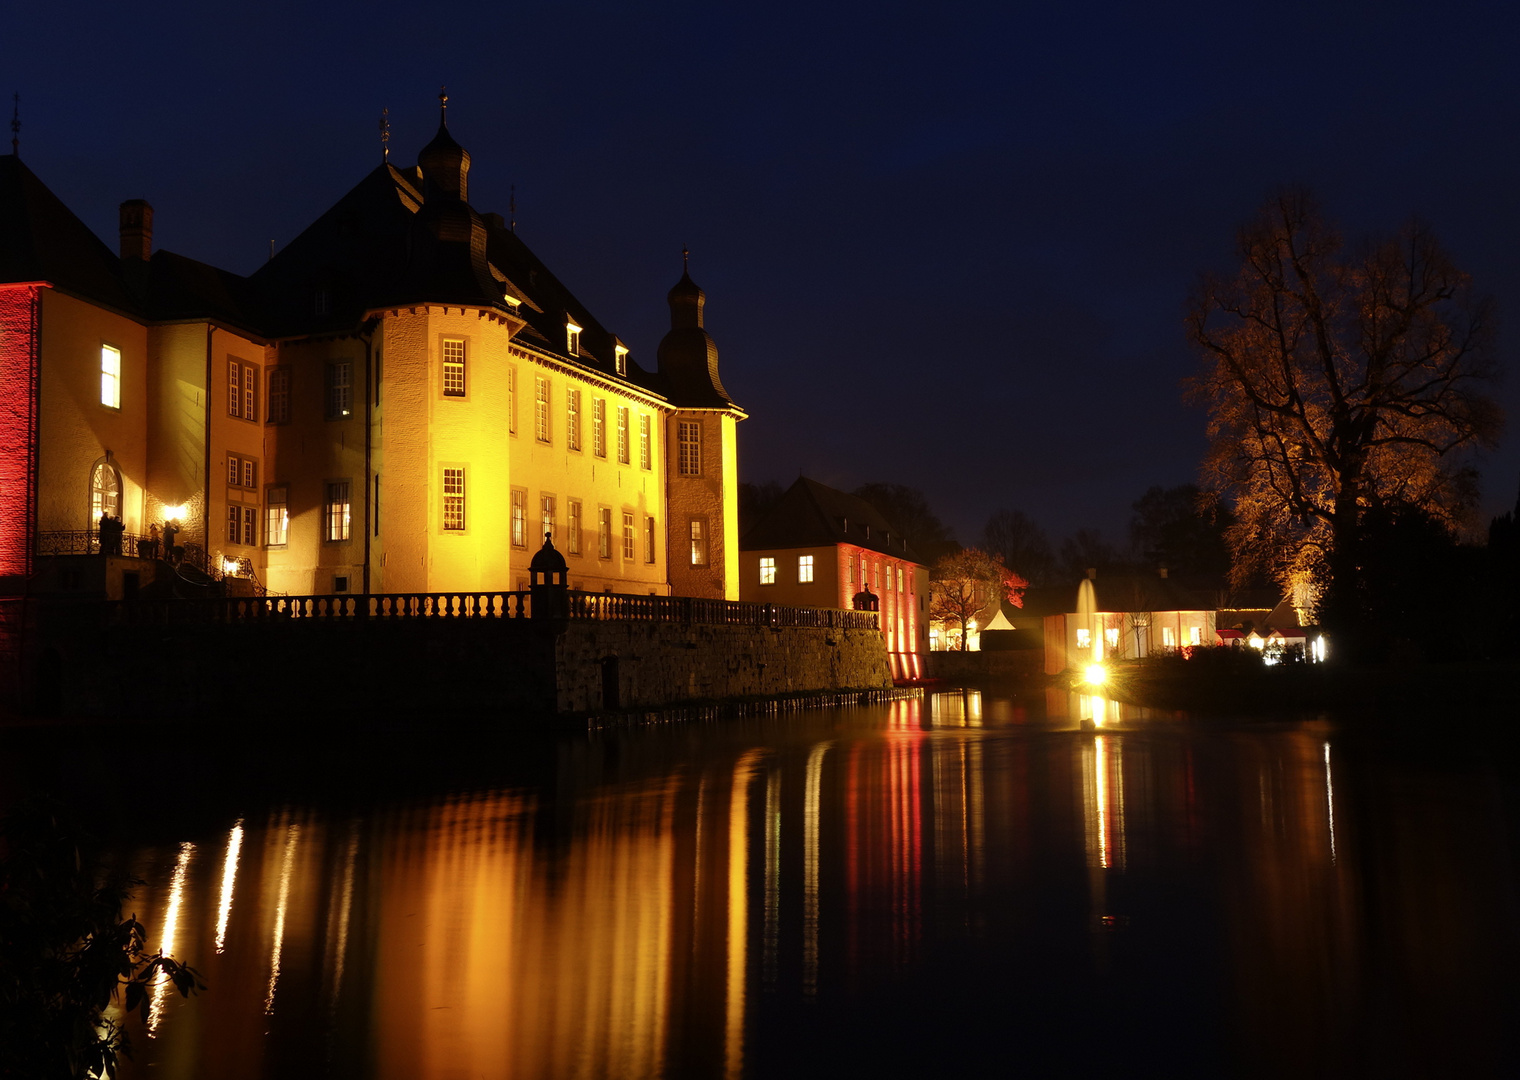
[1187,192,1502,642]
[929,548,1025,650]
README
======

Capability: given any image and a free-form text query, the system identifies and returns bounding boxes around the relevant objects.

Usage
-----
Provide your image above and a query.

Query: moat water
[4,688,1517,1079]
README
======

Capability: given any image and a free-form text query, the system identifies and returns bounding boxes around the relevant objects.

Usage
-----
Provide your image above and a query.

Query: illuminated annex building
[0,100,745,601]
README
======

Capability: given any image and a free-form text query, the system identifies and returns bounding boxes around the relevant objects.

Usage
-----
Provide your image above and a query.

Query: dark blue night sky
[7,0,1519,546]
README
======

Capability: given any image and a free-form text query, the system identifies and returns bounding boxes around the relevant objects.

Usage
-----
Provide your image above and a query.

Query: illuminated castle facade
[0,105,745,600]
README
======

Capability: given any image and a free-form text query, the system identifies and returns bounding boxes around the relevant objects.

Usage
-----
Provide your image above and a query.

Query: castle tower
[658,259,745,600]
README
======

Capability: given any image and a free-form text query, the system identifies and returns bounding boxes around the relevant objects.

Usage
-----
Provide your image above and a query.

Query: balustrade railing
[91,588,879,630]
[36,531,209,571]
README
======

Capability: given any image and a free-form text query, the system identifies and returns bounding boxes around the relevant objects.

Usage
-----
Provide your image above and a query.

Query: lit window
[1105,627,1119,649]
[848,556,855,585]
[541,494,555,541]
[267,367,291,423]
[897,566,903,591]
[678,422,701,476]
[535,377,551,442]
[639,414,651,469]
[443,468,466,530]
[511,489,526,547]
[1076,628,1091,649]
[617,407,629,464]
[690,519,707,566]
[1163,626,1177,648]
[1189,625,1202,646]
[760,557,776,585]
[100,345,121,409]
[567,389,581,451]
[326,361,352,419]
[443,338,466,397]
[598,507,612,558]
[566,321,582,356]
[325,481,351,541]
[266,485,288,547]
[89,460,120,523]
[568,499,582,555]
[622,512,635,560]
[614,343,628,376]
[593,399,606,457]
[508,366,517,434]
[798,555,814,583]
[645,516,656,563]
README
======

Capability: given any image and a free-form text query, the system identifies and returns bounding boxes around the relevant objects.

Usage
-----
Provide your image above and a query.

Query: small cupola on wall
[417,89,470,202]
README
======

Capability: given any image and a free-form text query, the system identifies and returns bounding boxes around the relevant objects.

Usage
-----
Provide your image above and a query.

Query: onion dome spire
[657,247,734,407]
[418,86,469,200]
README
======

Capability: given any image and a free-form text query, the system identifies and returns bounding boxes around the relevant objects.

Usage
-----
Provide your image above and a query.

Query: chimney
[119,200,153,261]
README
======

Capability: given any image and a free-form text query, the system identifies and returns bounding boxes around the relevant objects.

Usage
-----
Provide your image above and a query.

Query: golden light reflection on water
[264,824,299,1016]
[215,822,242,954]
[110,697,1517,1080]
[147,841,194,1036]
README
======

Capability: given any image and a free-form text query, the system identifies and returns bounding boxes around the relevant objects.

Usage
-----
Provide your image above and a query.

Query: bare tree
[930,548,1024,651]
[1187,192,1502,640]
[982,508,1056,586]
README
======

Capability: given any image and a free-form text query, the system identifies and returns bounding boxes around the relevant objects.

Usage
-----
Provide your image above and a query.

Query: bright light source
[1083,663,1107,687]
[166,504,187,522]
[222,558,240,575]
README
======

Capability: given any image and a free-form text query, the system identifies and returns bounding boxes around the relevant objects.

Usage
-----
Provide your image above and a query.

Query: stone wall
[555,621,892,714]
[1,603,893,720]
[925,648,1044,683]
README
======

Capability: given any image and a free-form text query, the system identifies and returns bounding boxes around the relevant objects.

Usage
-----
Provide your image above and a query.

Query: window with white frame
[1162,626,1177,648]
[1105,627,1120,649]
[1189,625,1202,646]
[100,345,121,409]
[593,399,606,457]
[614,344,628,377]
[622,512,635,560]
[1076,628,1091,649]
[567,389,581,451]
[645,516,656,563]
[267,367,291,423]
[566,321,581,356]
[442,338,466,397]
[535,377,551,442]
[228,359,257,420]
[227,505,257,546]
[798,554,814,583]
[511,489,526,547]
[897,566,904,592]
[541,494,555,541]
[443,468,466,531]
[678,421,701,476]
[325,481,351,541]
[227,453,258,490]
[326,361,352,419]
[598,507,612,558]
[689,519,707,566]
[617,407,629,464]
[760,557,776,585]
[639,414,651,469]
[568,499,582,555]
[266,485,289,547]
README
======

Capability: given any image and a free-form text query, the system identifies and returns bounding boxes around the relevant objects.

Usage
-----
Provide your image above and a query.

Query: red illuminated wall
[0,284,41,581]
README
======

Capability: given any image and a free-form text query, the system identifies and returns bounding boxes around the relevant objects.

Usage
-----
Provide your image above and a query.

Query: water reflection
[98,690,1520,1079]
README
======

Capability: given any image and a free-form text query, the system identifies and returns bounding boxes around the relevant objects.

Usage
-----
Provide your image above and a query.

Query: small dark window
[334,575,349,593]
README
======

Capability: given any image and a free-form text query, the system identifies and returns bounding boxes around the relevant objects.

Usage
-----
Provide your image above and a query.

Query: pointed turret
[418,89,470,201]
[656,254,734,409]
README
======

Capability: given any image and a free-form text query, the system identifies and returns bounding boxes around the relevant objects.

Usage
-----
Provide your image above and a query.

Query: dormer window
[614,344,628,377]
[566,321,582,356]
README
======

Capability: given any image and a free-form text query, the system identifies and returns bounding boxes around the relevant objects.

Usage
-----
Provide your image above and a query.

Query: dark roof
[1042,572,1221,614]
[741,477,923,563]
[145,250,264,330]
[0,153,138,312]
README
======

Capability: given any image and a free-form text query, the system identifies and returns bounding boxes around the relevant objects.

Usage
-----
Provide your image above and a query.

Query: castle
[0,99,744,602]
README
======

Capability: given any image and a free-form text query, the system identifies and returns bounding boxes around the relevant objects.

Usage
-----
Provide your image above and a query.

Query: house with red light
[739,477,929,679]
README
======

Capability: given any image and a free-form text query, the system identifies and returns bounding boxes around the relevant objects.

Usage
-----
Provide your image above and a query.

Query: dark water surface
[5,689,1519,1079]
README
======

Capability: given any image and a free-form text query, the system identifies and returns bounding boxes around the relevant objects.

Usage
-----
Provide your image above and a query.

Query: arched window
[89,457,122,524]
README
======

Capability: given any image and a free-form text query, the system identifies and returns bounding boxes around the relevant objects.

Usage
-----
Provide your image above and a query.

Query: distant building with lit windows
[740,478,928,680]
[0,101,746,600]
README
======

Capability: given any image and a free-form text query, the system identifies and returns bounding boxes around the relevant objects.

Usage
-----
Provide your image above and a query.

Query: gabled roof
[0,153,138,312]
[741,477,922,564]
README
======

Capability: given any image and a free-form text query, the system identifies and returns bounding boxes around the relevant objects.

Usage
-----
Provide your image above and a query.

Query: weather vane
[379,107,390,162]
[510,184,517,233]
[682,244,689,272]
[11,93,20,157]
[439,85,449,124]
